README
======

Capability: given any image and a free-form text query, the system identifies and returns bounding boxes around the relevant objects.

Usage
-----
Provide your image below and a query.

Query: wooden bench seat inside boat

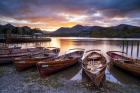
[87,56,101,61]
[86,61,104,74]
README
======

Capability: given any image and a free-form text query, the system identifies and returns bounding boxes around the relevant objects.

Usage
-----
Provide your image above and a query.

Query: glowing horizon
[0,0,140,32]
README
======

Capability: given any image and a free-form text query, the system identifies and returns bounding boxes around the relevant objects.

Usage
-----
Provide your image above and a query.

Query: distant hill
[55,25,91,34]
[0,24,44,35]
[54,25,87,35]
[49,24,140,38]
[1,24,140,38]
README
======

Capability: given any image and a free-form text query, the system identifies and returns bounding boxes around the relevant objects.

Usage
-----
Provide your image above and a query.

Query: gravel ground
[0,65,140,93]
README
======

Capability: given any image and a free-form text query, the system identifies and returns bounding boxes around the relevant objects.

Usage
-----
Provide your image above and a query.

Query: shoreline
[0,65,140,93]
[0,38,51,43]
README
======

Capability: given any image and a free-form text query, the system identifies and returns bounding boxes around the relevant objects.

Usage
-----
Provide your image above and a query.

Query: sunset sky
[0,0,140,31]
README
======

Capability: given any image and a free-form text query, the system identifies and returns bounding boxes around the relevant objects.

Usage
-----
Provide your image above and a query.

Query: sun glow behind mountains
[0,0,140,31]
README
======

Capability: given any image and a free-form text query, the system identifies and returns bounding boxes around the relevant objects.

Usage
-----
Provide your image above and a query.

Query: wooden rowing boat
[37,48,85,77]
[0,44,21,50]
[0,47,21,55]
[0,47,44,65]
[0,46,21,50]
[14,47,60,71]
[82,49,107,87]
[14,47,60,61]
[107,51,140,77]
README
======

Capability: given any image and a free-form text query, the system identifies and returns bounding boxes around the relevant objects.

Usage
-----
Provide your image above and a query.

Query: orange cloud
[16,17,79,31]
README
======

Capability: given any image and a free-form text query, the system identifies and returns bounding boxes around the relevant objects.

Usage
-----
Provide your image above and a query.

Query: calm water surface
[9,37,140,86]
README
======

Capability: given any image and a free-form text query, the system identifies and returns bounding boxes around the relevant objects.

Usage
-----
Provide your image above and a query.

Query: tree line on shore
[0,24,43,35]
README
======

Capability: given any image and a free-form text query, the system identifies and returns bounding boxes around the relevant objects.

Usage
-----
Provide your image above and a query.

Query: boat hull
[0,58,13,65]
[83,68,106,86]
[15,61,35,71]
[0,48,43,65]
[112,60,140,77]
[15,55,59,71]
[107,51,140,77]
[37,59,78,77]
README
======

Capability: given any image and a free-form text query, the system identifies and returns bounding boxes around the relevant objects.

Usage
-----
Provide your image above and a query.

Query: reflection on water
[8,37,140,86]
[71,69,82,81]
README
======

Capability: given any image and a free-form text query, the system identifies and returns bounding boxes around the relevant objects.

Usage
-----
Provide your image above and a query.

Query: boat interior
[83,51,106,74]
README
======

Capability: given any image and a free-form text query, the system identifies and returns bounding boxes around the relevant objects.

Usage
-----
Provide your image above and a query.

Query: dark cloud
[0,0,140,30]
[0,0,140,18]
[0,0,140,16]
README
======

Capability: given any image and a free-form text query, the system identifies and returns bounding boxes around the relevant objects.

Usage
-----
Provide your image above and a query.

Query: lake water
[8,37,140,86]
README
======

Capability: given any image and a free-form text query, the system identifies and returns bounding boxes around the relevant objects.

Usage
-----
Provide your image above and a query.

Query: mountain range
[49,24,140,38]
[1,24,140,38]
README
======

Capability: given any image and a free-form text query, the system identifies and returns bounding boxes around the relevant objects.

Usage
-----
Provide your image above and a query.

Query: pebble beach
[0,65,140,93]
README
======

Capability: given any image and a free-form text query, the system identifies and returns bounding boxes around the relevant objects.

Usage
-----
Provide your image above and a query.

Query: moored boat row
[14,47,60,71]
[0,47,139,87]
[0,47,46,65]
